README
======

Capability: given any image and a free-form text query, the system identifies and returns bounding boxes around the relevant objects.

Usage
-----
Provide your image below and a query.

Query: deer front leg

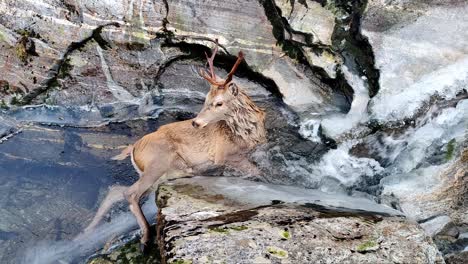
[124,174,157,253]
[124,153,175,252]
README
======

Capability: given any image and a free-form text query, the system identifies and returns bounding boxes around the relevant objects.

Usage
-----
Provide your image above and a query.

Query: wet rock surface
[154,177,443,264]
[0,121,139,263]
[0,0,467,263]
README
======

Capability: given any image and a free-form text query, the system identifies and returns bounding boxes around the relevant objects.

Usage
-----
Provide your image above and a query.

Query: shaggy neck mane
[222,90,266,147]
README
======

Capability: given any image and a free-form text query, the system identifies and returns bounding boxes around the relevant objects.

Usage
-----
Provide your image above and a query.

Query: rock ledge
[155,177,444,264]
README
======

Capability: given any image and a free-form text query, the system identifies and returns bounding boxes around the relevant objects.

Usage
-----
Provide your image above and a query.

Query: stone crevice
[330,0,381,97]
[153,34,285,99]
[19,22,121,105]
[260,0,355,109]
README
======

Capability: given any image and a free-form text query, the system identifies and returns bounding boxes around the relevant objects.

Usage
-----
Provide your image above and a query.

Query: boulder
[155,177,444,264]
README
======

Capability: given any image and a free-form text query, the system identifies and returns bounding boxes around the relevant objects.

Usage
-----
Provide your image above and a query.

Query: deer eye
[215,102,223,107]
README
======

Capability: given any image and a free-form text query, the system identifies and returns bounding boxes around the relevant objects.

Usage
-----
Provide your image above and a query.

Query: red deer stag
[83,41,266,251]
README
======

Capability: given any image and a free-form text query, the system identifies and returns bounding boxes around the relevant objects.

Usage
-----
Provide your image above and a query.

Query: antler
[223,51,244,86]
[199,39,220,85]
[199,40,245,87]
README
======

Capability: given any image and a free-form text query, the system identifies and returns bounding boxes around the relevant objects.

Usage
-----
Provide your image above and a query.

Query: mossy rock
[15,38,28,63]
[209,226,230,234]
[280,230,291,239]
[230,225,248,231]
[266,246,288,259]
[356,240,379,253]
[0,32,6,42]
[87,238,160,264]
[445,139,456,161]
[88,258,113,264]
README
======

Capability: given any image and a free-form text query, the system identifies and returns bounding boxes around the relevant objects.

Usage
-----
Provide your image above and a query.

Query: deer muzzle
[192,119,208,129]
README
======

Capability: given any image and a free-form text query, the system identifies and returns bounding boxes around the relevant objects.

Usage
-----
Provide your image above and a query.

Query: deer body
[132,117,261,174]
[83,44,266,251]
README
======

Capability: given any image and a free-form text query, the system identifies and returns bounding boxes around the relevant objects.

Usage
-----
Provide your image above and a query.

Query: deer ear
[228,83,238,96]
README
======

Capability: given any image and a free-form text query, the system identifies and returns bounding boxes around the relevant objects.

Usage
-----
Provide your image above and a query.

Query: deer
[82,41,267,252]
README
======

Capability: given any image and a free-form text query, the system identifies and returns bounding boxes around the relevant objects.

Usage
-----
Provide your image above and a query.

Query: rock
[420,215,454,238]
[0,0,465,263]
[383,149,468,225]
[303,48,341,79]
[165,0,336,112]
[363,0,468,122]
[0,115,19,142]
[155,176,443,264]
[261,56,329,111]
[445,251,468,264]
[275,0,336,45]
[0,120,150,262]
[87,236,161,264]
[0,0,343,113]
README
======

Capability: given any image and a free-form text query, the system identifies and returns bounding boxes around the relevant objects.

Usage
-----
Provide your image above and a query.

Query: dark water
[0,121,149,263]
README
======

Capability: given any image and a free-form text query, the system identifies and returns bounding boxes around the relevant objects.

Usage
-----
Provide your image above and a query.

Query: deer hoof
[140,243,149,254]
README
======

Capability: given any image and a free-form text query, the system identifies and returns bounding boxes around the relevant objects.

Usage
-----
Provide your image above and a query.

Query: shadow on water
[0,121,158,264]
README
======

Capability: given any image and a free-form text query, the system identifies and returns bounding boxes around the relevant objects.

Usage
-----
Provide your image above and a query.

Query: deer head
[192,40,244,128]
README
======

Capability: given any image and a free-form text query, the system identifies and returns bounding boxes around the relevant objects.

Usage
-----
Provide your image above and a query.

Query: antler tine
[205,39,218,80]
[224,51,244,85]
[199,68,218,85]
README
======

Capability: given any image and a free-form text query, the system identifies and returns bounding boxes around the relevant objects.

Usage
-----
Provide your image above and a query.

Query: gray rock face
[0,0,344,113]
[156,177,444,264]
[164,0,341,112]
[275,0,336,45]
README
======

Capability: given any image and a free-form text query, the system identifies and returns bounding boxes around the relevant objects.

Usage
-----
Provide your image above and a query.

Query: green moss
[15,40,28,62]
[86,230,160,264]
[281,230,290,239]
[17,29,31,37]
[10,95,21,105]
[209,227,230,234]
[171,259,193,264]
[445,139,456,161]
[58,26,65,35]
[356,241,378,252]
[278,42,303,61]
[88,258,113,264]
[0,99,8,109]
[267,246,288,258]
[324,0,349,18]
[58,58,73,79]
[230,225,248,231]
[0,81,9,93]
[133,31,147,40]
[0,32,5,42]
[48,78,60,90]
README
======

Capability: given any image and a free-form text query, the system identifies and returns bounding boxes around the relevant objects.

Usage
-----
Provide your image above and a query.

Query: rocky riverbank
[0,0,467,263]
[89,177,444,264]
